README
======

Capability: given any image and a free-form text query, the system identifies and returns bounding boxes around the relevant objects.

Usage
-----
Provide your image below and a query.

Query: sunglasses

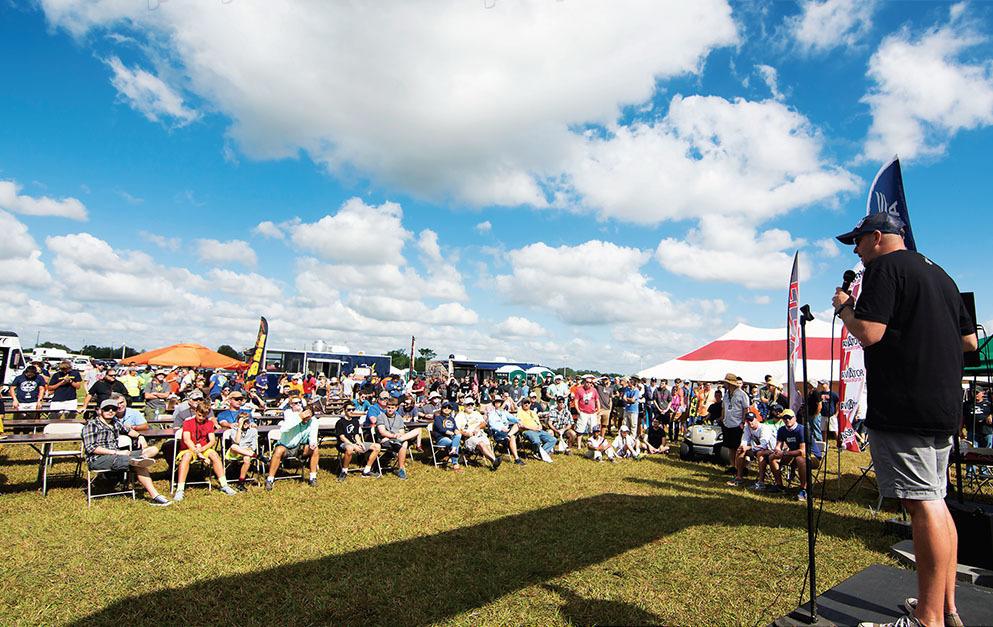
[101,407,116,412]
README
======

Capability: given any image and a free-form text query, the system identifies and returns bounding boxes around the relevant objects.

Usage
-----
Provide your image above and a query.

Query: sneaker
[308,478,318,487]
[857,616,925,627]
[148,494,172,507]
[235,481,248,492]
[564,448,571,455]
[264,480,274,491]
[398,469,407,480]
[129,457,155,469]
[172,489,184,502]
[904,598,964,627]
[337,471,347,483]
[452,464,463,472]
[491,456,501,471]
[220,485,237,496]
[257,454,270,466]
[750,482,766,491]
[609,457,619,464]
[726,478,743,487]
[765,485,783,494]
[514,458,526,466]
[415,444,423,453]
[796,489,808,501]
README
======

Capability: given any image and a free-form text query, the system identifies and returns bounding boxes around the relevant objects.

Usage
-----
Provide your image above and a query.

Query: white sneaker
[220,485,237,496]
[173,489,184,502]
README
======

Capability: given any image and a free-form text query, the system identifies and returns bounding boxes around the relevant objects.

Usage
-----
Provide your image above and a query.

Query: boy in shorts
[175,400,237,501]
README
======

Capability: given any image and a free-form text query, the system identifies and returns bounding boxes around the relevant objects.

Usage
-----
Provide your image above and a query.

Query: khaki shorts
[868,428,951,501]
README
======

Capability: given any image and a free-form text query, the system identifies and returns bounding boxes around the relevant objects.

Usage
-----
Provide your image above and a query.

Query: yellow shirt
[516,408,541,431]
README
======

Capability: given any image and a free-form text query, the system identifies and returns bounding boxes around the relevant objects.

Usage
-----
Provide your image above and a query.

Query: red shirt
[181,417,215,450]
[573,386,599,413]
[303,377,317,395]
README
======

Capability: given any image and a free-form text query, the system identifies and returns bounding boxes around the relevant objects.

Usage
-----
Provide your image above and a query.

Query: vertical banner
[409,335,415,380]
[245,316,269,381]
[786,251,801,414]
[837,155,915,452]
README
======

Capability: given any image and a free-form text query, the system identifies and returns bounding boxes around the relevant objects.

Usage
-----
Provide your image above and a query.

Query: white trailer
[0,331,27,386]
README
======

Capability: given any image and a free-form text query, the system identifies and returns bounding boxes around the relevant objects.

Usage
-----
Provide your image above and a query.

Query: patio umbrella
[121,343,249,369]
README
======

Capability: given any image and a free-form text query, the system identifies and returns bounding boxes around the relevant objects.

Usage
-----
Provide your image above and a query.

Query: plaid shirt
[544,407,573,430]
[81,417,129,461]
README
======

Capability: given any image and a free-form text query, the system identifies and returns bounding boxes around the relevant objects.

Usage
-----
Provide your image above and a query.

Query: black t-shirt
[49,370,82,402]
[647,421,666,447]
[856,250,973,435]
[707,401,722,423]
[88,379,129,406]
[335,417,362,444]
[805,391,821,419]
[819,390,839,417]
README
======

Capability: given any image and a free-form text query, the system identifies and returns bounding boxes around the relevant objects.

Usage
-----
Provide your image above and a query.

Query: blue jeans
[522,429,555,454]
[435,434,461,457]
[808,415,823,442]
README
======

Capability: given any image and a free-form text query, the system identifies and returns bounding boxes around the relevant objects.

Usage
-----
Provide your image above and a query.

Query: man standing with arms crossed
[833,213,976,627]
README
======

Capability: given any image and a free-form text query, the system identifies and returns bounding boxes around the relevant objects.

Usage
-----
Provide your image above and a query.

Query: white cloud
[252,220,285,240]
[195,238,258,267]
[105,56,198,127]
[569,95,859,224]
[0,209,41,260]
[0,179,88,220]
[861,20,993,162]
[494,316,547,338]
[655,215,804,289]
[814,237,840,259]
[116,189,144,204]
[476,221,492,234]
[416,229,443,264]
[290,198,410,266]
[495,240,716,328]
[0,251,51,286]
[755,64,784,101]
[787,0,877,55]
[208,268,282,301]
[42,0,737,208]
[139,231,180,251]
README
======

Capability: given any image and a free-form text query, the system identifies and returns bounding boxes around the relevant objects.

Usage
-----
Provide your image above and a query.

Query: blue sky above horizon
[1,0,991,373]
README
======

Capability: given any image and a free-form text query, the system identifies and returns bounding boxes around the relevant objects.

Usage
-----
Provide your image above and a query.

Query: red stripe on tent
[679,338,842,363]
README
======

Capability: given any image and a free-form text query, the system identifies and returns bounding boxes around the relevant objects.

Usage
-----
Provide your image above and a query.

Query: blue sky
[1,0,991,373]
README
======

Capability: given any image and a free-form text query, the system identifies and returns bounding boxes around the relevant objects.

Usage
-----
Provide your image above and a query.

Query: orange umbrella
[121,343,248,370]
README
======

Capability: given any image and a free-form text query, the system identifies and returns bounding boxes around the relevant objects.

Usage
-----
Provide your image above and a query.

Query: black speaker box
[947,500,993,569]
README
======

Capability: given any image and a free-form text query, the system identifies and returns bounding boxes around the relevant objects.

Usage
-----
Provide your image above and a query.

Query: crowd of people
[2,358,988,511]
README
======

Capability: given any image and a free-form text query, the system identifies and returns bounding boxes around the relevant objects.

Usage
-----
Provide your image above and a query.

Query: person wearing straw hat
[720,372,749,473]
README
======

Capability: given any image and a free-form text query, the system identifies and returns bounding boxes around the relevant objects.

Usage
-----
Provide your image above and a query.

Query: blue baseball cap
[836,212,905,245]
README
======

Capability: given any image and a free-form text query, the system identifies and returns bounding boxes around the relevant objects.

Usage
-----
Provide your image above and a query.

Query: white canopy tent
[637,320,844,385]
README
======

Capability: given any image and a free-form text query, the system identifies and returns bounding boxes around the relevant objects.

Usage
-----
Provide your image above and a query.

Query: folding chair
[169,430,213,494]
[428,428,465,469]
[86,434,136,506]
[784,441,828,491]
[221,430,264,485]
[41,422,83,496]
[265,429,307,482]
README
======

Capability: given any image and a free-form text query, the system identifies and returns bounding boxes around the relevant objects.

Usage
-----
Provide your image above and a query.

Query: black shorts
[721,425,743,453]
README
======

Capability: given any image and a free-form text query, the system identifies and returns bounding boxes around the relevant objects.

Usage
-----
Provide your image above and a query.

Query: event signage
[837,155,915,452]
[786,251,801,414]
[245,316,269,381]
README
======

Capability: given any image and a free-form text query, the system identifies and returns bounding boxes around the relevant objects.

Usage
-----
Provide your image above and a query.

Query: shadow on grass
[72,489,859,627]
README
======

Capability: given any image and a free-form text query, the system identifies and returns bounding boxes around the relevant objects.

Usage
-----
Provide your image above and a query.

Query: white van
[0,331,27,386]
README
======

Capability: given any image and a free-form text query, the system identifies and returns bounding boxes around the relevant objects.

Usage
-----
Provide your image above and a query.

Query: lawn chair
[41,422,83,496]
[85,434,136,506]
[169,430,213,495]
[265,429,307,482]
[785,440,828,491]
[428,428,465,469]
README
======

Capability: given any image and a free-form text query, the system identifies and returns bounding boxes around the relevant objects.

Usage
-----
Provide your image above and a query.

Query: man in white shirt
[726,410,776,487]
[454,397,501,470]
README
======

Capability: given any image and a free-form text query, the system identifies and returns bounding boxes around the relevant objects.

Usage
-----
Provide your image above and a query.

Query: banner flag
[245,316,269,382]
[837,155,914,451]
[786,251,801,414]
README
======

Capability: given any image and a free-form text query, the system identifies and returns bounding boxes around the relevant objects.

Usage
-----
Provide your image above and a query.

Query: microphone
[835,270,857,315]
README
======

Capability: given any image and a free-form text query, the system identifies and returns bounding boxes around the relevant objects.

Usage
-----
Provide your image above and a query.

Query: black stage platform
[774,564,993,627]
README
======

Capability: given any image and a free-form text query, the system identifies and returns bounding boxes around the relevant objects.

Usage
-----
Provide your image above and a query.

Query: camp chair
[265,429,307,482]
[41,422,83,496]
[85,434,136,506]
[785,440,828,491]
[169,430,213,494]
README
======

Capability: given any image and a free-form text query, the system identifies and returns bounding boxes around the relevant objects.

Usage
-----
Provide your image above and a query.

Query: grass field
[1,435,987,627]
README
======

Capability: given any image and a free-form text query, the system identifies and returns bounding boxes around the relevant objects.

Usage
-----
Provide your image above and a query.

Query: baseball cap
[620,425,629,431]
[835,212,906,245]
[100,399,119,410]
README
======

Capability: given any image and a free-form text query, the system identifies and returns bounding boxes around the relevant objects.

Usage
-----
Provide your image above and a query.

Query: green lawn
[0,437,981,627]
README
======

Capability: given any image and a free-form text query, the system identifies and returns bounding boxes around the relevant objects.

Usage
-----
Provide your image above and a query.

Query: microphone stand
[799,304,829,625]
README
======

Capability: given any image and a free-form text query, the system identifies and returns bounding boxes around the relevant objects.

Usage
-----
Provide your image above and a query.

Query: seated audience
[336,400,381,481]
[216,391,252,428]
[432,401,463,471]
[542,396,577,454]
[756,409,822,500]
[643,417,670,454]
[585,426,618,462]
[376,401,420,479]
[726,409,777,487]
[612,424,642,459]
[226,413,265,491]
[113,393,148,432]
[487,397,524,465]
[455,397,501,470]
[265,397,321,489]
[174,400,238,501]
[82,399,171,506]
[517,398,555,463]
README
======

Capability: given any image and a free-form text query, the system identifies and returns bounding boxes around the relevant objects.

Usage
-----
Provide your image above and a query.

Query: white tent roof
[637,320,843,384]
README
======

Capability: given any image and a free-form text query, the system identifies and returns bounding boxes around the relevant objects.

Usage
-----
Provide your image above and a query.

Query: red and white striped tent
[637,320,843,384]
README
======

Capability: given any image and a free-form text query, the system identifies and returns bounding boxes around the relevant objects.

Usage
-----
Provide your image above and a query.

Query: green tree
[217,344,245,361]
[414,347,436,372]
[79,345,141,359]
[386,348,410,370]
[36,341,73,352]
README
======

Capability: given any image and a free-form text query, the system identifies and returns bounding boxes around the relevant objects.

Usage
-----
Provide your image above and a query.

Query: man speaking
[832,212,976,627]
